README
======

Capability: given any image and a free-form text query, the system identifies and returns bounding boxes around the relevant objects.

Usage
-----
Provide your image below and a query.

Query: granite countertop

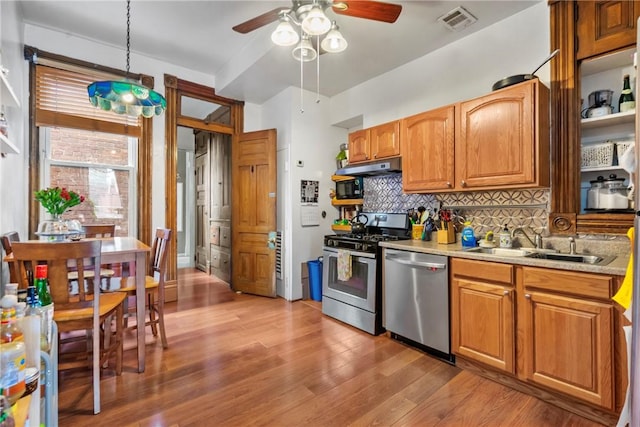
[379,239,630,276]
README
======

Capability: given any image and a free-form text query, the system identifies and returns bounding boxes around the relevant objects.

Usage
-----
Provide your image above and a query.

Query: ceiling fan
[232,0,402,35]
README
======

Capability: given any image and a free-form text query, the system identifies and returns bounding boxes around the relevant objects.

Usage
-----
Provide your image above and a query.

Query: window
[40,127,137,236]
[29,51,149,238]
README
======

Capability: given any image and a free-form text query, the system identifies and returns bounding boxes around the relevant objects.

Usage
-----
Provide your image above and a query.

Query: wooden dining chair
[11,240,126,415]
[80,224,116,289]
[112,228,171,348]
[1,231,20,283]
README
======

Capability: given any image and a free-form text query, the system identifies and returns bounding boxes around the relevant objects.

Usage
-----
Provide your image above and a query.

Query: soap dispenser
[499,224,512,248]
[461,221,477,248]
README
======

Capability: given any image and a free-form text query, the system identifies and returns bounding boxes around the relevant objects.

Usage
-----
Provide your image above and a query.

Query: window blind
[35,64,141,137]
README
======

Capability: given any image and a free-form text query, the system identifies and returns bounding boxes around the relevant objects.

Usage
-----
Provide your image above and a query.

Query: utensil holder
[411,224,424,240]
[437,227,455,244]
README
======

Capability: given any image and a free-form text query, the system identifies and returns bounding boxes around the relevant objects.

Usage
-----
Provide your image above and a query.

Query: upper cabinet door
[370,120,400,160]
[348,129,370,163]
[401,105,455,192]
[576,1,640,60]
[456,80,549,190]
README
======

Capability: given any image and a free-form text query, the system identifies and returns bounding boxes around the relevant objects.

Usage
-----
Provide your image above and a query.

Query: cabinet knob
[446,182,452,188]
[460,180,467,187]
[525,293,531,299]
[373,154,377,159]
[503,290,510,296]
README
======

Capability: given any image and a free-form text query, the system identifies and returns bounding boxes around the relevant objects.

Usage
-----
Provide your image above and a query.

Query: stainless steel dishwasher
[383,248,454,363]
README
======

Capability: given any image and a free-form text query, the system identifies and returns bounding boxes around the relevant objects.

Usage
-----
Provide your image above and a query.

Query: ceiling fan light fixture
[292,34,317,62]
[271,18,299,46]
[320,21,347,53]
[301,5,331,36]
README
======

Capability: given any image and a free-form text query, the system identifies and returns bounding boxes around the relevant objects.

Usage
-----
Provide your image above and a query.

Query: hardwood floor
[57,268,606,426]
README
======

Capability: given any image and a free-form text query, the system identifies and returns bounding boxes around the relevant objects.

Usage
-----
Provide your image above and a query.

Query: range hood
[335,157,402,176]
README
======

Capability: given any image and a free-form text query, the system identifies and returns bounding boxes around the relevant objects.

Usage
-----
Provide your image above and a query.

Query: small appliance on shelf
[582,89,614,118]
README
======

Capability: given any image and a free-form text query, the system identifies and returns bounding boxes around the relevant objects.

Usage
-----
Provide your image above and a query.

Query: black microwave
[336,177,364,199]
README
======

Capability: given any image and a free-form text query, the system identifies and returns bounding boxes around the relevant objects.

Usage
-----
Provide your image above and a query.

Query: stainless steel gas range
[321,212,410,335]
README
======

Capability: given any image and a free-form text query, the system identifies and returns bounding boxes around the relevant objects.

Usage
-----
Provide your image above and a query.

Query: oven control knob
[355,243,361,251]
[329,239,336,247]
[362,243,369,252]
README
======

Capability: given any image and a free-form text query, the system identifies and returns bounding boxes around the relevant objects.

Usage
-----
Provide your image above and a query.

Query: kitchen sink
[524,252,616,266]
[460,247,534,257]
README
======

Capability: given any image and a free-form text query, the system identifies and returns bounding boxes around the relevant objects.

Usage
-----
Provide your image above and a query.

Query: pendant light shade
[271,19,299,46]
[320,22,348,53]
[87,0,166,117]
[301,5,332,36]
[88,80,167,118]
[292,34,317,62]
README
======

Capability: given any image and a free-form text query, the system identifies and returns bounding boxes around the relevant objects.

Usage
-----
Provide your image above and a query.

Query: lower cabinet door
[523,290,614,409]
[452,278,515,374]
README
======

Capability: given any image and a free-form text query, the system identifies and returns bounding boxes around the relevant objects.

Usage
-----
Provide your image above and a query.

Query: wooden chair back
[1,231,20,282]
[149,228,171,280]
[83,224,116,238]
[11,240,103,305]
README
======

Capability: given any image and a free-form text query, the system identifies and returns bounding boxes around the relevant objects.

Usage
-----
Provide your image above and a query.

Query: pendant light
[292,34,317,62]
[301,3,332,36]
[320,21,347,53]
[87,0,166,118]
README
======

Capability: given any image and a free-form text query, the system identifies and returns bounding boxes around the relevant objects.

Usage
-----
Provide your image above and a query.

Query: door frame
[164,75,244,301]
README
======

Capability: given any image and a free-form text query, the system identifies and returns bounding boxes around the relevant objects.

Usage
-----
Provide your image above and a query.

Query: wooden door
[522,290,614,409]
[231,129,277,297]
[370,121,400,160]
[576,1,640,60]
[457,81,536,190]
[210,133,231,220]
[195,151,209,272]
[401,105,455,192]
[348,129,370,163]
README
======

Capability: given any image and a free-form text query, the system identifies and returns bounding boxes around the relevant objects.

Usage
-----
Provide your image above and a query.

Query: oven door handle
[385,255,446,270]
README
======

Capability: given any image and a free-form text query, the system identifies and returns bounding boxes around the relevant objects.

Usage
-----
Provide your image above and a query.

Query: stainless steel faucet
[511,226,543,249]
[568,237,577,254]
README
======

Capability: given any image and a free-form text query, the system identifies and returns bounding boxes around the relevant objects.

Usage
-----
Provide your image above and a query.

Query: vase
[36,214,72,241]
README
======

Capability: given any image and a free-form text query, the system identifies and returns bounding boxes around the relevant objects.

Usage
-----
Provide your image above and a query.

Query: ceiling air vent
[438,6,477,32]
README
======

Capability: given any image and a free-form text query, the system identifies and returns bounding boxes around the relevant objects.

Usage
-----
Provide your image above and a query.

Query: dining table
[98,237,150,373]
[4,236,151,373]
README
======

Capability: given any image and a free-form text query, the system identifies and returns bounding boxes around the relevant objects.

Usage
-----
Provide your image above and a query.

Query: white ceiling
[17,0,541,104]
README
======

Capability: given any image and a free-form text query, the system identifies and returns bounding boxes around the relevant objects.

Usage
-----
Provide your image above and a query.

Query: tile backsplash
[363,174,550,236]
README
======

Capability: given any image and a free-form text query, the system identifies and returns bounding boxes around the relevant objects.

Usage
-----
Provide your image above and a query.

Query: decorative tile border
[363,174,550,236]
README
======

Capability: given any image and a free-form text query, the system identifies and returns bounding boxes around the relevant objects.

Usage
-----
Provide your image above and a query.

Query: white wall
[329,2,550,128]
[0,1,27,287]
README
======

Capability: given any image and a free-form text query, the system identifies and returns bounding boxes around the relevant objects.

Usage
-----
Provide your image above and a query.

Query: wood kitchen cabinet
[348,120,400,164]
[576,0,640,60]
[521,267,616,410]
[457,79,549,190]
[403,79,549,193]
[451,258,515,374]
[451,256,626,422]
[401,105,455,192]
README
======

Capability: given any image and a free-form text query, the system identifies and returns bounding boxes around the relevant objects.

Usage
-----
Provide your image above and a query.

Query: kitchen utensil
[492,49,559,91]
[350,213,368,234]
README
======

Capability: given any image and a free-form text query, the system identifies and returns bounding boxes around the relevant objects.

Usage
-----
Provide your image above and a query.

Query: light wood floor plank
[57,268,607,426]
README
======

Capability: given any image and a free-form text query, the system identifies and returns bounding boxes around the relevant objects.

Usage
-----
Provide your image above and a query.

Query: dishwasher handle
[385,254,446,270]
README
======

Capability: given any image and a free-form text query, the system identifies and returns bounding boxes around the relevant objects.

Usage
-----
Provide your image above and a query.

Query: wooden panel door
[452,278,515,373]
[348,129,370,163]
[401,105,455,192]
[195,151,209,272]
[522,290,614,409]
[457,80,539,190]
[576,1,640,60]
[210,133,231,220]
[370,120,400,160]
[231,129,277,297]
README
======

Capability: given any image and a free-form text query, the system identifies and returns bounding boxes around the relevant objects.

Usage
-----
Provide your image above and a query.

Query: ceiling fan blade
[332,0,402,23]
[232,7,289,34]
